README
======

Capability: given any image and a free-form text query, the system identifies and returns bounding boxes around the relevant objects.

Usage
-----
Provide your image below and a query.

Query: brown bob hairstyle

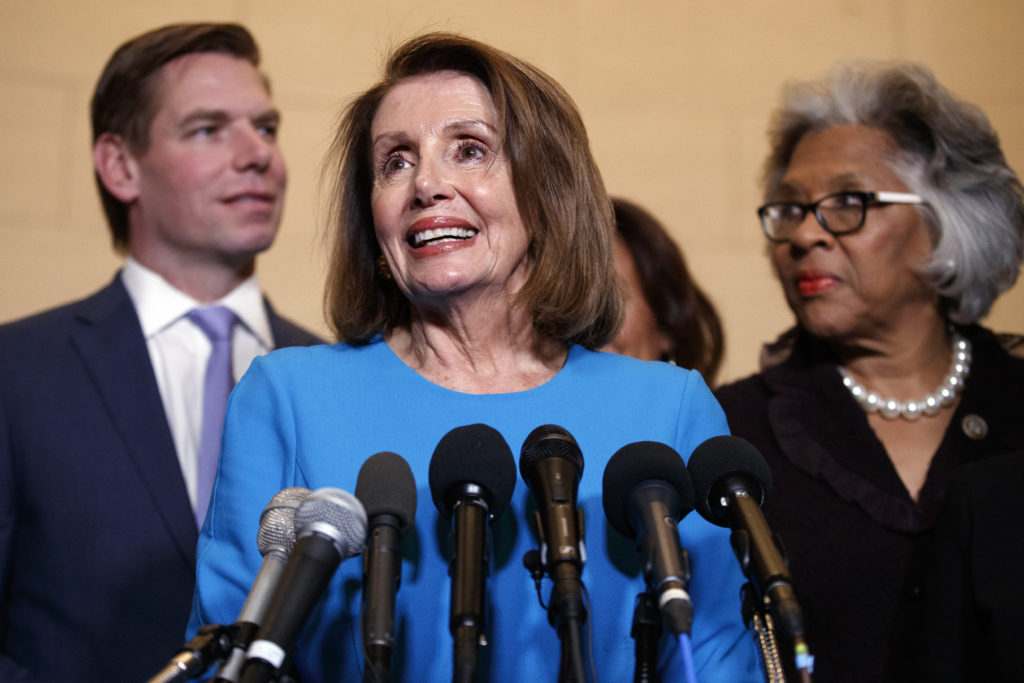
[90,23,262,252]
[323,32,621,348]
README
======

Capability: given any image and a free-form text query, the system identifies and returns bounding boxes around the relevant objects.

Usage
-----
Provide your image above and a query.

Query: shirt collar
[121,256,274,348]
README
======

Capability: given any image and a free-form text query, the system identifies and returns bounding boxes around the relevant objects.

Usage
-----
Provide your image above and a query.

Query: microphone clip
[531,507,587,574]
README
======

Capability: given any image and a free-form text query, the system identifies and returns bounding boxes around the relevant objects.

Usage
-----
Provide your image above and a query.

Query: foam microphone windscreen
[686,435,773,525]
[355,451,417,536]
[602,441,694,538]
[428,424,516,521]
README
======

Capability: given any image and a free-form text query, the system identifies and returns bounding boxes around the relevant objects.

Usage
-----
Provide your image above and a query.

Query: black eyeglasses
[757,191,924,243]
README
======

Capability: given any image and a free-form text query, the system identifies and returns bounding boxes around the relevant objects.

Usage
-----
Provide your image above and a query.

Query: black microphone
[239,487,367,683]
[686,435,807,649]
[209,487,311,683]
[519,426,586,614]
[519,424,587,682]
[602,441,695,636]
[355,452,417,683]
[429,424,516,683]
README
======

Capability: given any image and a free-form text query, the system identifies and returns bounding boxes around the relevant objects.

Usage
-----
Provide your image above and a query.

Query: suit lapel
[265,298,324,349]
[69,277,198,567]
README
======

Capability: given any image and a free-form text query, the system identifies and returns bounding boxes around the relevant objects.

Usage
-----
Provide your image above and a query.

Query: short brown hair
[91,23,261,251]
[323,32,621,348]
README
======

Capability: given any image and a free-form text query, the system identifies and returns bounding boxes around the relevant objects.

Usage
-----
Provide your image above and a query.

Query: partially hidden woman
[188,33,761,681]
[715,61,1024,682]
[601,197,725,385]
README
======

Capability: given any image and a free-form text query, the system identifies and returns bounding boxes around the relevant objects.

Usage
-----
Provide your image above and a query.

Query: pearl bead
[864,392,882,412]
[881,399,903,420]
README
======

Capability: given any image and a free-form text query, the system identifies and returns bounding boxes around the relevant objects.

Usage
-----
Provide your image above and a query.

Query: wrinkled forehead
[371,70,496,138]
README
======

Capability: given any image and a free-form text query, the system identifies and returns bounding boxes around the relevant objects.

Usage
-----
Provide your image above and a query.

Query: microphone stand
[147,624,236,683]
[552,560,587,683]
[526,508,588,682]
[630,591,661,683]
[740,582,785,683]
[728,506,813,683]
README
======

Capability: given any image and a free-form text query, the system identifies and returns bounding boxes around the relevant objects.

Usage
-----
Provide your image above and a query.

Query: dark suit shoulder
[271,316,326,348]
[264,300,327,349]
[0,277,131,353]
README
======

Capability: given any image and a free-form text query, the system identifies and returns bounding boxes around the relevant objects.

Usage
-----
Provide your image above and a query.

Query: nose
[786,210,835,252]
[412,154,454,208]
[233,123,275,173]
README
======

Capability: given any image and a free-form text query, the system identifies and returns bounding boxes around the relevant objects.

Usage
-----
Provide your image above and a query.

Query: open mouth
[408,226,478,248]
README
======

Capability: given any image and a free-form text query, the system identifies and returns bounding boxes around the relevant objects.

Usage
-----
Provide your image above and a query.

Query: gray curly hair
[762,60,1024,324]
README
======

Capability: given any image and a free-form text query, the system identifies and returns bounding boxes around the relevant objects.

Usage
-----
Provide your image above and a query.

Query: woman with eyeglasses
[715,61,1024,682]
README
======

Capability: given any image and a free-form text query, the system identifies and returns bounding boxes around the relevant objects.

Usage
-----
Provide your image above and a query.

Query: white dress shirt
[121,257,274,511]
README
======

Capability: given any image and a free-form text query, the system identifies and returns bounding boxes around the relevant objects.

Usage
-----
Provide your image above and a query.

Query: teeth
[411,226,477,247]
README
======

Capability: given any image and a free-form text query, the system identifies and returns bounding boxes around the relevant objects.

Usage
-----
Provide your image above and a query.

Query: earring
[376,254,393,280]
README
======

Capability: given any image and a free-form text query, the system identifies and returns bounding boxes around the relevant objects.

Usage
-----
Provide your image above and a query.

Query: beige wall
[2,0,1022,384]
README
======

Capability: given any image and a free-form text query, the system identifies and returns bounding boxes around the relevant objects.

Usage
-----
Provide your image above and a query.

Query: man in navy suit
[0,23,322,682]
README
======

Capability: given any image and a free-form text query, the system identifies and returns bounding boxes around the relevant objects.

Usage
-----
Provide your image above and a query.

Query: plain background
[1,0,1022,384]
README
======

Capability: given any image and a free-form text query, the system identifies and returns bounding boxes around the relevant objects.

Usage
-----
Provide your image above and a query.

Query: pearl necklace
[838,333,972,421]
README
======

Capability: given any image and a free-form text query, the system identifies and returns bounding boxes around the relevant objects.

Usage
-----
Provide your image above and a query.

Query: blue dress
[188,340,762,681]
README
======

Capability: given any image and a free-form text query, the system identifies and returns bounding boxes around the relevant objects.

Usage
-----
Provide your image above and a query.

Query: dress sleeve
[186,355,303,643]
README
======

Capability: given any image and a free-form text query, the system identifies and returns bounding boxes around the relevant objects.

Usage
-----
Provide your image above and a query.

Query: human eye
[773,203,804,222]
[378,150,413,178]
[825,192,865,210]
[188,123,220,138]
[256,119,279,141]
[454,139,488,162]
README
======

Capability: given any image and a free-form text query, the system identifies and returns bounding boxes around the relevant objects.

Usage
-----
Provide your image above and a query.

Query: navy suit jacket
[0,275,323,682]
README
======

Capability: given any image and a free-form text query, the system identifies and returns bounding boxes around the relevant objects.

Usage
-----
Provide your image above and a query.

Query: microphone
[686,435,808,651]
[240,487,367,683]
[145,624,234,683]
[519,425,586,618]
[429,424,516,683]
[354,452,417,683]
[519,424,588,682]
[210,487,311,683]
[602,441,695,636]
[147,488,313,683]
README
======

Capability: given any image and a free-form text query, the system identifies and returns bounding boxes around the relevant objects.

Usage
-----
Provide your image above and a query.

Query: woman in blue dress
[188,32,760,682]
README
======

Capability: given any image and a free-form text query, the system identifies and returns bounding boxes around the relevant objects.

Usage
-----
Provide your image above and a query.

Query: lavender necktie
[188,306,237,528]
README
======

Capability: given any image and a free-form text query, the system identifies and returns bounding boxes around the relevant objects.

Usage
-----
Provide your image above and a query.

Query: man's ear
[93,133,141,203]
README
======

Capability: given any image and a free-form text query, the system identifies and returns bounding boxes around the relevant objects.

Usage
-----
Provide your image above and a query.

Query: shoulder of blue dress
[571,346,697,380]
[252,338,375,370]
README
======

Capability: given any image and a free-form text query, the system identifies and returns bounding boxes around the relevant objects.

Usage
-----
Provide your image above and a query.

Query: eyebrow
[178,107,281,128]
[372,117,497,148]
[776,172,871,199]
